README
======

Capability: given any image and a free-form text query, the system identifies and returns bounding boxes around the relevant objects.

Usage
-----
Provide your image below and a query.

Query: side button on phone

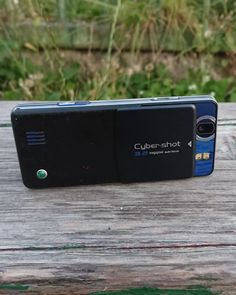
[58,102,76,106]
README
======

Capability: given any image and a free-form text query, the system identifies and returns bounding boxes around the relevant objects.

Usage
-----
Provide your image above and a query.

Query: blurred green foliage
[0,0,236,101]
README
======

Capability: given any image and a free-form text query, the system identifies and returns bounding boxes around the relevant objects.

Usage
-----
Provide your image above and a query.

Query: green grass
[0,0,236,101]
[90,286,218,295]
[0,283,29,291]
[2,0,236,52]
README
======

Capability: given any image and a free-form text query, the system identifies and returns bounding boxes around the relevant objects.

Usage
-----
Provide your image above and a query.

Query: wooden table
[0,102,235,295]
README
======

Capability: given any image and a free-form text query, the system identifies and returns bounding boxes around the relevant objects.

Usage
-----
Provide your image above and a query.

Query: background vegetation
[0,0,236,101]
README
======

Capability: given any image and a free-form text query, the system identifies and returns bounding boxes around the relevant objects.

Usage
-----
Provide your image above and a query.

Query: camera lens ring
[196,115,216,141]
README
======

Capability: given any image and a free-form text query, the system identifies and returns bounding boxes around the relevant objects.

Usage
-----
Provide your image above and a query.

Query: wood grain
[0,247,235,295]
[0,102,235,294]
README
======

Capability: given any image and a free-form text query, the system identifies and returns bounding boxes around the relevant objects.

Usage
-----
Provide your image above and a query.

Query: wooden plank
[0,102,13,126]
[0,102,235,294]
[2,21,235,53]
[218,103,236,120]
[4,21,111,51]
[216,125,236,160]
[0,21,158,51]
[0,159,235,250]
[0,247,235,294]
[0,105,235,250]
[0,126,235,250]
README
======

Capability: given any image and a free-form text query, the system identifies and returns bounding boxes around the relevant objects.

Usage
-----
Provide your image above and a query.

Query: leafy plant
[0,0,236,101]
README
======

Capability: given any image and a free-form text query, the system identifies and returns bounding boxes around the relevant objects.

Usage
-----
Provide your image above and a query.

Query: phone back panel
[12,104,196,188]
[11,110,118,188]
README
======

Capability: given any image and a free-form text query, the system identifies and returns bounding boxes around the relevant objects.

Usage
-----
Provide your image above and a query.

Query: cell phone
[11,95,217,188]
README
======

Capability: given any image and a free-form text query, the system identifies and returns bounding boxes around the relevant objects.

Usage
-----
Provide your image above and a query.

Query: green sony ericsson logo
[36,169,48,179]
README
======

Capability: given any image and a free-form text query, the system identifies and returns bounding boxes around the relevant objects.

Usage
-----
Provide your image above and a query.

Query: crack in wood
[0,124,11,128]
[0,243,235,253]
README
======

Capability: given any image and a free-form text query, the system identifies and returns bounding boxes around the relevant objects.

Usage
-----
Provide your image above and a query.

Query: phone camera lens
[197,122,215,136]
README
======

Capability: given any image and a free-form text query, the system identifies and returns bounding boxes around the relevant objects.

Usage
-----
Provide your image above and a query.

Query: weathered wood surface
[0,102,235,295]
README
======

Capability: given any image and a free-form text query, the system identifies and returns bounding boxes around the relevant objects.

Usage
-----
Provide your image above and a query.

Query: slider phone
[11,95,217,188]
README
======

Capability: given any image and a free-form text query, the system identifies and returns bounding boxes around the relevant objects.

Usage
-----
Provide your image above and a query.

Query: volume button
[58,102,76,106]
[57,101,90,106]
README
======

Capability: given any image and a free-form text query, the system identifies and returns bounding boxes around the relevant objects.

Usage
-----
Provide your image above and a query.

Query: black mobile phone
[11,95,216,188]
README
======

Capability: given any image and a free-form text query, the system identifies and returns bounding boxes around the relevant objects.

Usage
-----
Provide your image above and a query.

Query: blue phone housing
[194,101,217,176]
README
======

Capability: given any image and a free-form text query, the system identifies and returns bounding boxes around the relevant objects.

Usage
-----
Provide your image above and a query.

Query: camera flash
[195,153,202,160]
[203,153,210,160]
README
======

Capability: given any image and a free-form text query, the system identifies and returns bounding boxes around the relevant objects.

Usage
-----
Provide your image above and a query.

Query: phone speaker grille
[26,131,46,145]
